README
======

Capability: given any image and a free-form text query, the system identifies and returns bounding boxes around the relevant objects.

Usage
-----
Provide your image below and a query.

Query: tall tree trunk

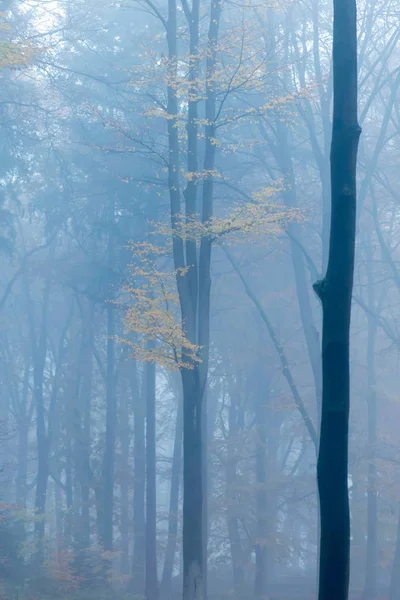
[181,370,203,600]
[103,229,117,579]
[16,353,30,522]
[161,387,183,598]
[313,0,361,597]
[146,353,159,600]
[165,0,221,596]
[24,266,51,566]
[132,361,145,594]
[65,434,73,547]
[363,246,378,599]
[202,386,209,600]
[254,389,268,599]
[79,300,94,565]
[119,374,130,577]
[55,478,63,565]
[226,390,245,597]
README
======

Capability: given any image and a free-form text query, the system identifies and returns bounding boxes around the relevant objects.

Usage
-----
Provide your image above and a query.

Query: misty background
[0,0,398,598]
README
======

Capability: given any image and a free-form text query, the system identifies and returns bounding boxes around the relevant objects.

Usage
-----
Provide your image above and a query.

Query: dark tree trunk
[182,369,204,600]
[161,388,183,598]
[146,354,159,600]
[313,0,361,598]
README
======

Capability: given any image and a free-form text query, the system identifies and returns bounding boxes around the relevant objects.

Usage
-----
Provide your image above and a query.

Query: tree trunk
[161,388,183,598]
[146,353,159,600]
[254,390,268,599]
[313,0,361,597]
[226,391,245,597]
[182,369,204,600]
[363,246,378,599]
[103,230,116,565]
[25,269,51,567]
[79,301,94,563]
[165,0,221,596]
[132,361,146,594]
[119,374,130,576]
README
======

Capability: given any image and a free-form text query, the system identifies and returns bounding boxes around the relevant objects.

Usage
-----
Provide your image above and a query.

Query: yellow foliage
[0,15,39,68]
[120,241,200,370]
[120,187,299,367]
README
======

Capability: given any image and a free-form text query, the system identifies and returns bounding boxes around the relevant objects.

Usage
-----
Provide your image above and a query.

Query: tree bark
[146,352,159,600]
[79,301,94,563]
[254,387,268,599]
[313,0,361,597]
[161,386,183,598]
[165,0,221,596]
[226,390,245,597]
[103,228,117,576]
[132,361,146,594]
[119,373,130,576]
[23,260,51,566]
[363,243,378,599]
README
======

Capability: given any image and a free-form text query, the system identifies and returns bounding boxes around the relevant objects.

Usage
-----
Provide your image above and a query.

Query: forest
[0,0,397,598]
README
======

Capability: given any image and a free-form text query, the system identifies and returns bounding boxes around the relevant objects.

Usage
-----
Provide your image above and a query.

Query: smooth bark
[132,361,146,594]
[313,0,361,597]
[103,231,117,558]
[145,354,159,600]
[161,387,183,597]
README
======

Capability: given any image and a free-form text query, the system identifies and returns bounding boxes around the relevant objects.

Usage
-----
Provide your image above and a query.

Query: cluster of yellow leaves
[157,189,299,245]
[120,241,200,370]
[121,188,299,368]
[0,14,38,68]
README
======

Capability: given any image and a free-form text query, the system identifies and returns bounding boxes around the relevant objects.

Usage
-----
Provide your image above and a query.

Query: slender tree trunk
[16,420,29,511]
[132,361,146,593]
[103,230,116,567]
[15,351,30,515]
[79,301,94,562]
[254,390,268,599]
[181,369,204,600]
[350,475,364,590]
[120,373,130,577]
[26,272,51,566]
[146,353,159,600]
[65,435,73,547]
[202,386,208,600]
[55,478,63,565]
[363,248,378,599]
[161,389,183,597]
[313,0,361,597]
[226,392,245,597]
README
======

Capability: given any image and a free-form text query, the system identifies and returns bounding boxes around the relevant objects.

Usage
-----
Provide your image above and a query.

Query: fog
[0,0,398,598]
